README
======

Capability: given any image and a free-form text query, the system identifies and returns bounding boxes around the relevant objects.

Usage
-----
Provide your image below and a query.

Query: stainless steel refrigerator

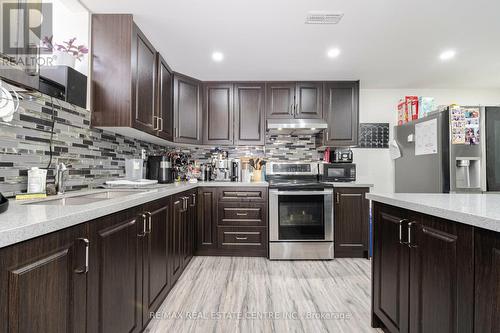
[485,106,500,191]
[394,106,484,193]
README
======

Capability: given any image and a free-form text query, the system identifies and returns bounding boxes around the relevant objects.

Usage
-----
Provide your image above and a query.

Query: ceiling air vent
[305,11,344,24]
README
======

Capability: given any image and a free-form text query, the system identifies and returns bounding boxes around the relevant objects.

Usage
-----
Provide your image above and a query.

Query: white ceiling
[80,0,500,88]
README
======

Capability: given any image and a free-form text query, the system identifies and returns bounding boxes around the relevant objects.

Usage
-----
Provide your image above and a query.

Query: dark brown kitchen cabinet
[234,83,266,145]
[142,197,171,325]
[183,191,197,267]
[409,213,474,333]
[92,14,174,142]
[131,25,157,135]
[372,202,474,333]
[196,187,218,255]
[157,54,174,141]
[372,204,410,333]
[266,82,296,119]
[334,187,369,258]
[323,81,359,147]
[266,82,323,120]
[170,194,185,284]
[173,73,202,144]
[474,228,500,333]
[203,83,234,145]
[0,224,88,333]
[295,82,323,119]
[87,207,144,333]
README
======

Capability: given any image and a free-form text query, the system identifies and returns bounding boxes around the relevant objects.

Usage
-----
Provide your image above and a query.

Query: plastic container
[125,159,144,180]
[27,167,47,193]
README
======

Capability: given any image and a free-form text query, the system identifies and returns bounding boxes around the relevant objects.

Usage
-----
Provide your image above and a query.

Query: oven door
[269,189,333,242]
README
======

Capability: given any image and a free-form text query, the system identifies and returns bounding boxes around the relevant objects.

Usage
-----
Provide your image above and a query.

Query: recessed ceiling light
[212,51,224,62]
[439,50,456,61]
[327,48,341,58]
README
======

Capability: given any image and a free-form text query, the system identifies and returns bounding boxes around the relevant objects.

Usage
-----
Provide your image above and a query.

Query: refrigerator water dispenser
[455,158,481,189]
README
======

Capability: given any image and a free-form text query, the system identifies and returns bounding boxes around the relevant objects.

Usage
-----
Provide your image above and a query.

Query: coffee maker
[146,155,174,184]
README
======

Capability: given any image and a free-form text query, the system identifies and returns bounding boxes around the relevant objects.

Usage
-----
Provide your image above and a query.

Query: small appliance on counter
[320,163,357,182]
[332,148,353,163]
[146,155,174,184]
[230,159,241,182]
[0,193,8,214]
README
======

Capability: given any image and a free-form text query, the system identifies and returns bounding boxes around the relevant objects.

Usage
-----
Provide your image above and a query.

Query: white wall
[353,89,500,193]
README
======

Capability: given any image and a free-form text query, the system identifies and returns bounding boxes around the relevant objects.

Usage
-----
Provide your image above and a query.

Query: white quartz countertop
[0,181,268,248]
[366,192,500,233]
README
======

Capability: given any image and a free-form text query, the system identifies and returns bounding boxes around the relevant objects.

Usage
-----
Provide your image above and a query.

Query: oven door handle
[269,190,334,195]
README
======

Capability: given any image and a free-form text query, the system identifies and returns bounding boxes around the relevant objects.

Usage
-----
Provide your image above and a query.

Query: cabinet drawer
[218,187,267,202]
[218,202,266,226]
[217,226,268,255]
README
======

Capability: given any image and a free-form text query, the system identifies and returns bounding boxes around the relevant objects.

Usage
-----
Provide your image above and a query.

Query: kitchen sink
[23,190,150,206]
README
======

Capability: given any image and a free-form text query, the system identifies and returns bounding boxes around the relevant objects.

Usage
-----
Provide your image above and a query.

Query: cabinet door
[170,195,185,284]
[475,228,500,333]
[323,81,359,147]
[334,187,369,258]
[157,54,173,141]
[183,192,197,267]
[0,224,88,333]
[295,82,323,119]
[234,83,265,145]
[196,188,218,254]
[87,208,143,333]
[132,24,157,135]
[173,73,202,144]
[409,215,474,333]
[203,83,234,145]
[372,203,409,333]
[142,198,170,324]
[265,82,296,119]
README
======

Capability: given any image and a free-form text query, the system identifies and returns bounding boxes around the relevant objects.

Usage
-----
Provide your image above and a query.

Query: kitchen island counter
[366,192,500,232]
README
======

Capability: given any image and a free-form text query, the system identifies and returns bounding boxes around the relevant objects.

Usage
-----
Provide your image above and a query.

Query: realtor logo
[1,1,53,55]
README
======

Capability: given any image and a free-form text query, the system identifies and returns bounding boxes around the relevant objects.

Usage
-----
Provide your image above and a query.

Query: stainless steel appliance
[320,163,356,182]
[267,162,334,260]
[332,148,353,163]
[485,107,500,191]
[267,118,328,135]
[230,159,241,182]
[39,66,88,109]
[394,107,485,193]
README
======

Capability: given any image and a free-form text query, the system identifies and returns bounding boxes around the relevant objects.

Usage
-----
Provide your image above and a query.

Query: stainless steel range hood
[267,119,328,135]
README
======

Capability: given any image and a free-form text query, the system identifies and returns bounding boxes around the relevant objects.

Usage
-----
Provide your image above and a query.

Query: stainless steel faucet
[55,162,68,195]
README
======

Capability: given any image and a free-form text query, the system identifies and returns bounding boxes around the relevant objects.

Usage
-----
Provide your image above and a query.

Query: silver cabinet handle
[192,193,196,206]
[407,221,417,248]
[138,214,147,237]
[236,212,248,216]
[398,219,409,245]
[235,237,248,240]
[145,212,152,234]
[75,238,89,274]
[295,103,298,116]
[290,104,294,115]
[160,117,164,131]
[336,192,340,204]
[153,116,159,130]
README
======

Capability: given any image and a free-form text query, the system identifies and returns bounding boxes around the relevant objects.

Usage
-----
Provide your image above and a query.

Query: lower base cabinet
[474,228,500,333]
[334,187,369,258]
[372,202,475,333]
[0,223,88,333]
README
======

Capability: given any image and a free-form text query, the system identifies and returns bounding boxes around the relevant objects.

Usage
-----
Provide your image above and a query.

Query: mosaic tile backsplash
[0,90,322,197]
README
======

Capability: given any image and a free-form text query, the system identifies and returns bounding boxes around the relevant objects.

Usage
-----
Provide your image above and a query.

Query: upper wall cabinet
[173,73,202,144]
[323,81,359,147]
[266,82,323,120]
[91,14,173,142]
[157,55,173,141]
[234,83,265,145]
[203,83,234,145]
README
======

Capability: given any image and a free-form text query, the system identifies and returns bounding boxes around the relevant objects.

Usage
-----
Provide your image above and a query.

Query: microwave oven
[319,163,356,182]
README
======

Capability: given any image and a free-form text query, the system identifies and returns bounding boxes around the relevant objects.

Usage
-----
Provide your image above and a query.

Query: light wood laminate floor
[145,256,382,333]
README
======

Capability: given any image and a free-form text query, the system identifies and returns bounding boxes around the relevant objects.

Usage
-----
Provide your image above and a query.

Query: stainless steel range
[267,162,334,260]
